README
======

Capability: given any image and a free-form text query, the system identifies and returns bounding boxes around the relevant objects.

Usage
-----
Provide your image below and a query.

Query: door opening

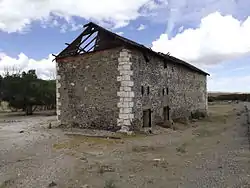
[163,106,170,121]
[143,109,152,127]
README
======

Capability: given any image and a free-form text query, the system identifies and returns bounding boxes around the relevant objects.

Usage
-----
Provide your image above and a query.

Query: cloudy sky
[0,0,250,92]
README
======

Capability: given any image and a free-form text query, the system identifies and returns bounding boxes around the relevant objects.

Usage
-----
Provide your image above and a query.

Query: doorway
[163,106,170,121]
[143,109,152,127]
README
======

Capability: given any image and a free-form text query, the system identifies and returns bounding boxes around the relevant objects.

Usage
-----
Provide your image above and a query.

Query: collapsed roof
[55,22,209,76]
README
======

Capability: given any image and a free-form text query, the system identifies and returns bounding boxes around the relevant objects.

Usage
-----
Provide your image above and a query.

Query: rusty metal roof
[55,22,209,76]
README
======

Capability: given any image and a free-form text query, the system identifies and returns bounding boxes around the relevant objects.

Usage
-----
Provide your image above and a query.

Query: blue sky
[0,0,250,92]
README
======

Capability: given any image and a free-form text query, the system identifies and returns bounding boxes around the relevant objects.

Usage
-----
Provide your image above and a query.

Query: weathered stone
[118,64,131,70]
[123,119,131,126]
[117,91,134,98]
[124,97,133,102]
[120,87,132,91]
[121,81,134,87]
[119,107,132,114]
[117,102,134,108]
[119,113,130,119]
[118,57,130,62]
[56,48,120,129]
[56,46,207,130]
[119,70,133,76]
[130,49,207,128]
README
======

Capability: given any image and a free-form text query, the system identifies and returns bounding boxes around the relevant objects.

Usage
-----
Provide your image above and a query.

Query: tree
[1,70,56,115]
[0,75,3,101]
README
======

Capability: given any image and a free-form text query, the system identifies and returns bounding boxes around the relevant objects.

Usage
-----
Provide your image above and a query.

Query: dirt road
[0,103,250,188]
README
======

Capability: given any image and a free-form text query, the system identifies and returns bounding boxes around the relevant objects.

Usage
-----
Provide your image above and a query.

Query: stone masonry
[56,47,208,130]
[117,49,134,130]
[56,62,61,124]
[56,48,121,130]
[130,49,207,127]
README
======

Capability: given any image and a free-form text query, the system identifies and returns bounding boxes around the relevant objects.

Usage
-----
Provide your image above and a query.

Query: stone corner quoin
[56,62,61,124]
[117,48,135,129]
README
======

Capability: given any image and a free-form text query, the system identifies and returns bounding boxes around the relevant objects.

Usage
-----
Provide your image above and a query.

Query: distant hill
[208,92,250,97]
[208,92,250,102]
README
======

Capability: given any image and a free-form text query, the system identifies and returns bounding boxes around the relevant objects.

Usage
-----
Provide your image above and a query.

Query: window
[143,53,150,62]
[164,61,167,69]
[172,67,174,72]
[162,88,165,96]
[147,86,150,95]
[163,106,170,121]
[166,87,169,95]
[141,86,144,95]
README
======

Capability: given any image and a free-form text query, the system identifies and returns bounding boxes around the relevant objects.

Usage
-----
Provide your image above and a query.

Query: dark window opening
[143,53,150,62]
[141,86,144,95]
[147,86,150,95]
[164,61,167,68]
[166,87,169,95]
[162,88,165,96]
[163,106,170,121]
[172,67,174,72]
[143,109,152,127]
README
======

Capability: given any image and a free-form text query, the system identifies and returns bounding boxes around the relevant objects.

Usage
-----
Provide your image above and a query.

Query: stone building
[55,22,209,131]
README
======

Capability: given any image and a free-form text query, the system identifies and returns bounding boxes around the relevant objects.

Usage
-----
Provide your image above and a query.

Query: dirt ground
[0,102,250,188]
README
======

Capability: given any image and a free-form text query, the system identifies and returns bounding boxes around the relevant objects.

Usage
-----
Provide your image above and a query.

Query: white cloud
[147,0,250,35]
[208,74,250,92]
[137,24,146,31]
[178,26,184,33]
[152,12,250,66]
[0,53,55,80]
[59,21,83,33]
[116,32,124,36]
[0,0,154,33]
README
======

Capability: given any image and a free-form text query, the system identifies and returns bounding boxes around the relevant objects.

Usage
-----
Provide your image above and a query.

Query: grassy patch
[0,179,14,188]
[53,135,124,150]
[131,145,157,153]
[97,164,115,174]
[104,179,116,188]
[176,143,187,153]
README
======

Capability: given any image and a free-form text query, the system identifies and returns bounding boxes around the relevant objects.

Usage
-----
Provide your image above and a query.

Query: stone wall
[130,49,207,127]
[56,48,121,130]
[56,46,207,130]
[117,49,135,130]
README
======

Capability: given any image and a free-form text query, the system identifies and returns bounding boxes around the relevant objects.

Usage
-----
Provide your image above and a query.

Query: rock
[48,181,57,187]
[129,174,135,178]
[19,130,24,133]
[192,119,198,122]
[117,126,134,135]
[153,159,161,162]
[81,185,90,188]
[80,157,87,161]
[48,123,52,129]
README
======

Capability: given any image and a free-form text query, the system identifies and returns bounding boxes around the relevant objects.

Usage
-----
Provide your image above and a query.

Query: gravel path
[0,103,249,188]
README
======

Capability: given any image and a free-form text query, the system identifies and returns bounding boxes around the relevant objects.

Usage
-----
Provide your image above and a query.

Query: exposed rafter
[54,22,209,76]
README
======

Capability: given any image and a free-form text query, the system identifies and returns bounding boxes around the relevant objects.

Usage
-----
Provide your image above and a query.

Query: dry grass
[53,135,124,150]
[131,145,161,153]
[0,179,14,188]
[191,103,238,138]
[97,164,115,174]
[104,179,116,188]
[176,143,188,153]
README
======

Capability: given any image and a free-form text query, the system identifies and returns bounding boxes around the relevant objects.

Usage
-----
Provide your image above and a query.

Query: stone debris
[48,181,57,187]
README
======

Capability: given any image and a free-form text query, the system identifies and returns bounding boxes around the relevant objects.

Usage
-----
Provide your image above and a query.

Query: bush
[190,110,206,120]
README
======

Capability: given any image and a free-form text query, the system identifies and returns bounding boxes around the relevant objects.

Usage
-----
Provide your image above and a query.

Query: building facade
[55,22,208,131]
